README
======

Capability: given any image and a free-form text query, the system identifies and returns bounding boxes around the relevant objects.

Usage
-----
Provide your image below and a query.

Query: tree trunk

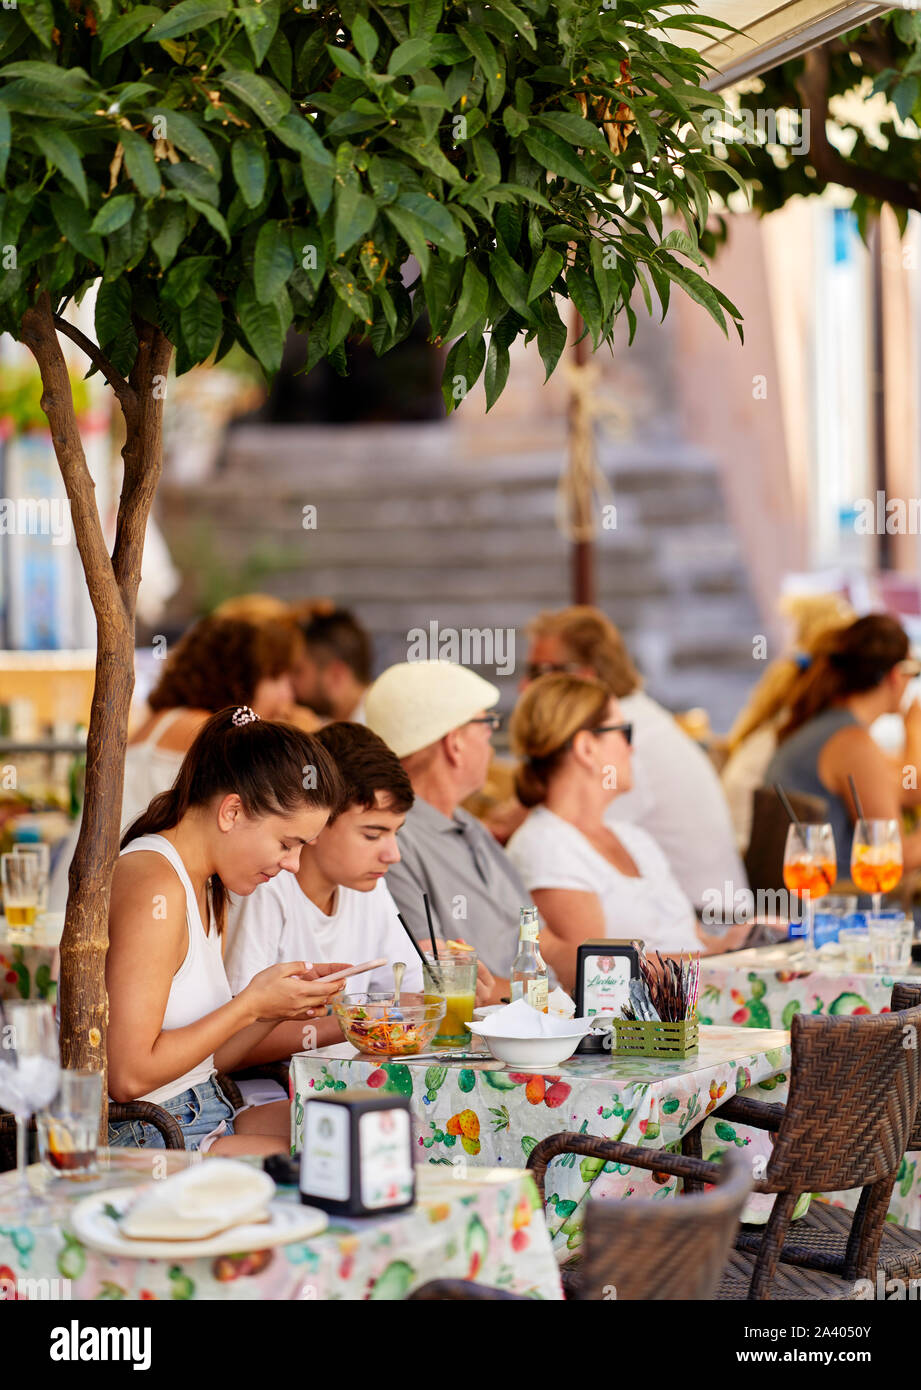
[20,294,172,1128]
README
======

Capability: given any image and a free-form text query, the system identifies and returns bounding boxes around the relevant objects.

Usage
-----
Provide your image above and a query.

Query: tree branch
[796,46,921,214]
[19,292,127,626]
[51,313,138,419]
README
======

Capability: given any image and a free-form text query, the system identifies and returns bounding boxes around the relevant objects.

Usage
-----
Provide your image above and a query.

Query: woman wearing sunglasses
[506,674,743,991]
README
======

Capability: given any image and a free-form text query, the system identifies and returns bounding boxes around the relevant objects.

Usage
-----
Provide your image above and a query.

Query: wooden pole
[569,309,595,605]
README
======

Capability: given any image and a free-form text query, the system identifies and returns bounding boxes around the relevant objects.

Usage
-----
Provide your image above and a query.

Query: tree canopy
[0,0,744,416]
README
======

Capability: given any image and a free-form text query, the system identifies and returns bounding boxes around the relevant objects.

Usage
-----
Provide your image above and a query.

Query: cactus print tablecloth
[0,920,61,1003]
[292,1025,794,1260]
[0,1152,561,1301]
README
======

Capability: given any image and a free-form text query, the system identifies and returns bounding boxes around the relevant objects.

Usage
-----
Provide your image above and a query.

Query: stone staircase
[156,412,761,733]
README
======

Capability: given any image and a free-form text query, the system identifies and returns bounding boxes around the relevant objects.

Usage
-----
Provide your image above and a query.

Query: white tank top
[119,833,233,1105]
[121,709,188,833]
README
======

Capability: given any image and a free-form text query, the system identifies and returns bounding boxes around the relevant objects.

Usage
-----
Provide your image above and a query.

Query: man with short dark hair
[290,605,372,723]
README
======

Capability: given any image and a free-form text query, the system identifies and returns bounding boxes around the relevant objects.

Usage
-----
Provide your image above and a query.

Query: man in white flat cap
[365,660,547,999]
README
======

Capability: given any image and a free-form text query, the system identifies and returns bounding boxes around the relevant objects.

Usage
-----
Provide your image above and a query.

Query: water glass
[0,999,60,1218]
[812,894,858,950]
[839,927,872,973]
[867,915,913,974]
[1,853,42,931]
[12,843,50,915]
[36,1069,103,1181]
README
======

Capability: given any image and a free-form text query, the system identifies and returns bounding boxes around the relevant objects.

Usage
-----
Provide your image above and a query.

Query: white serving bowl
[465,1027,586,1068]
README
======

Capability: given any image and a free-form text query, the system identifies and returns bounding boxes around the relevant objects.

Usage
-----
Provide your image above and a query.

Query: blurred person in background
[365,660,532,1002]
[721,593,856,849]
[506,675,746,991]
[289,601,373,724]
[50,616,304,910]
[764,613,921,881]
[491,606,746,913]
[212,593,322,732]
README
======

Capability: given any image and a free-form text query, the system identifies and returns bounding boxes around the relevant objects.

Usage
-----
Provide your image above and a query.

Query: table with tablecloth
[0,915,62,1003]
[698,941,921,1230]
[0,1151,561,1300]
[292,1025,793,1260]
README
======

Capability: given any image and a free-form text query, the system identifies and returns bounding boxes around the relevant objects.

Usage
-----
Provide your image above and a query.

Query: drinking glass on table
[0,1000,60,1218]
[850,819,903,916]
[782,823,837,952]
[422,947,478,1048]
[11,843,50,916]
[1,852,42,931]
[36,1068,103,1181]
[867,914,913,974]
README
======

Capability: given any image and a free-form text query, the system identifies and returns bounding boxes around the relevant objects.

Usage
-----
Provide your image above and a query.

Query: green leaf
[90,195,136,235]
[328,293,354,350]
[444,260,488,340]
[33,129,88,208]
[327,44,365,80]
[183,194,231,247]
[220,68,290,127]
[458,26,503,111]
[334,181,377,258]
[442,327,486,412]
[393,191,465,256]
[119,130,161,199]
[163,255,216,309]
[893,77,919,123]
[99,7,161,61]
[522,127,593,186]
[388,37,432,76]
[239,0,280,66]
[95,276,131,349]
[656,257,727,336]
[146,110,220,178]
[567,264,603,346]
[410,0,442,38]
[150,201,186,269]
[491,242,530,315]
[484,332,510,410]
[147,0,231,42]
[503,107,529,137]
[351,13,379,63]
[632,106,658,164]
[536,298,567,381]
[274,112,332,165]
[50,194,104,264]
[485,0,536,48]
[527,245,563,301]
[0,104,9,187]
[19,0,53,47]
[231,132,269,208]
[328,263,373,323]
[237,281,285,373]
[537,111,609,155]
[180,283,222,362]
[254,220,294,303]
[302,157,334,217]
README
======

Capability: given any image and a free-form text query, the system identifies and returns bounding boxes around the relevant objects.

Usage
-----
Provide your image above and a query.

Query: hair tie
[232,706,260,727]
[792,651,811,671]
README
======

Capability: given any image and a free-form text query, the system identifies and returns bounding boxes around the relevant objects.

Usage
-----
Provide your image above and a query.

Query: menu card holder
[299,1088,415,1217]
[574,938,643,1055]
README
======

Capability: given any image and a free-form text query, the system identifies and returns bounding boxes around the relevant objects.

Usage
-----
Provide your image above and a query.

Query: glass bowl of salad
[334,992,446,1057]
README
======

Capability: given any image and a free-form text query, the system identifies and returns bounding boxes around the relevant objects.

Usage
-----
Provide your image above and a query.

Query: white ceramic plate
[70,1186,328,1259]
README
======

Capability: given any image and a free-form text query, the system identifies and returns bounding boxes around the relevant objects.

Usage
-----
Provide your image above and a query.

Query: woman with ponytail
[506,676,743,991]
[106,706,347,1155]
[764,613,921,879]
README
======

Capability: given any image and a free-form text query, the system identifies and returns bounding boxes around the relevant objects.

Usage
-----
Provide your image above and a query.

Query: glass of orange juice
[422,944,477,1047]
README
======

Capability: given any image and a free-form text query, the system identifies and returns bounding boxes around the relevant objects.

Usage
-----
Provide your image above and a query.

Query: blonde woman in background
[721,594,855,850]
[505,675,747,992]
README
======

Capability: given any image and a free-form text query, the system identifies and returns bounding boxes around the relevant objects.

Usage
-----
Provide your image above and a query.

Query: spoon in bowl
[391,961,406,1021]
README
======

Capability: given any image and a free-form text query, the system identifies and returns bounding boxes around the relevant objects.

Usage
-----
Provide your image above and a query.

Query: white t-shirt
[507,807,700,954]
[223,875,423,997]
[605,690,748,907]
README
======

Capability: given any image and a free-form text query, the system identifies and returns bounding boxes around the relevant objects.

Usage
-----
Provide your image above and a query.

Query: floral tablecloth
[0,918,62,1003]
[292,1025,793,1259]
[0,1152,561,1300]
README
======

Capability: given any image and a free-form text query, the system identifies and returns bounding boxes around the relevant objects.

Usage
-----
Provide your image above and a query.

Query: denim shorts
[107,1076,236,1152]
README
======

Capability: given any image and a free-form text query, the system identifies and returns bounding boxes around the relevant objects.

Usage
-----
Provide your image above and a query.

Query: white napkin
[120,1159,275,1242]
[548,987,576,1018]
[467,998,591,1039]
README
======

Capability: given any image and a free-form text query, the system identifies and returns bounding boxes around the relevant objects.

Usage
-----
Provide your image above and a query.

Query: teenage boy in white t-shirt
[225,722,423,1059]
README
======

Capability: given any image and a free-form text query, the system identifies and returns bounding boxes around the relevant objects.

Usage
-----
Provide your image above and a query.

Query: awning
[680,0,904,89]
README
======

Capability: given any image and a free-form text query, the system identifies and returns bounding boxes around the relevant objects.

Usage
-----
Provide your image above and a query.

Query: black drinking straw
[422,892,440,961]
[773,782,807,848]
[848,774,866,823]
[395,912,431,973]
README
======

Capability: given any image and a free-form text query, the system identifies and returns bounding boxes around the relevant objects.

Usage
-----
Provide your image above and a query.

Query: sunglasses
[525,662,585,681]
[467,713,503,732]
[591,722,633,746]
[897,660,921,679]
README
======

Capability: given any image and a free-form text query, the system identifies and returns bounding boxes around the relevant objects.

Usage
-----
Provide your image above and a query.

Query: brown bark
[796,47,921,214]
[19,293,172,1124]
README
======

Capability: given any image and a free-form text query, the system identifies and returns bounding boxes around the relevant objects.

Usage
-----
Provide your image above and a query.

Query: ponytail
[121,707,344,933]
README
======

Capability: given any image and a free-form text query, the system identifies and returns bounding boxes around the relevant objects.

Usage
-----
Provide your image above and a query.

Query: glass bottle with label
[510,906,549,1012]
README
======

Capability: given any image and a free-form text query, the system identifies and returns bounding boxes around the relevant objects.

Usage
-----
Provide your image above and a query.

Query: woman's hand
[474,959,496,1007]
[241,961,349,1023]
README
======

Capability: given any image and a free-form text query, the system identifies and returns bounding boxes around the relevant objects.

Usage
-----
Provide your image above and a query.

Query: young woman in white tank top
[106,706,348,1156]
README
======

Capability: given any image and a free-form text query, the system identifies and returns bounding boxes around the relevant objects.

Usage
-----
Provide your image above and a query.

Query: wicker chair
[744,786,828,895]
[530,999,921,1300]
[408,1147,753,1302]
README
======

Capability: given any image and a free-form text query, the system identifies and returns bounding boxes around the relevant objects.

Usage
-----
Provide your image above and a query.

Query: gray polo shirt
[386,797,544,980]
